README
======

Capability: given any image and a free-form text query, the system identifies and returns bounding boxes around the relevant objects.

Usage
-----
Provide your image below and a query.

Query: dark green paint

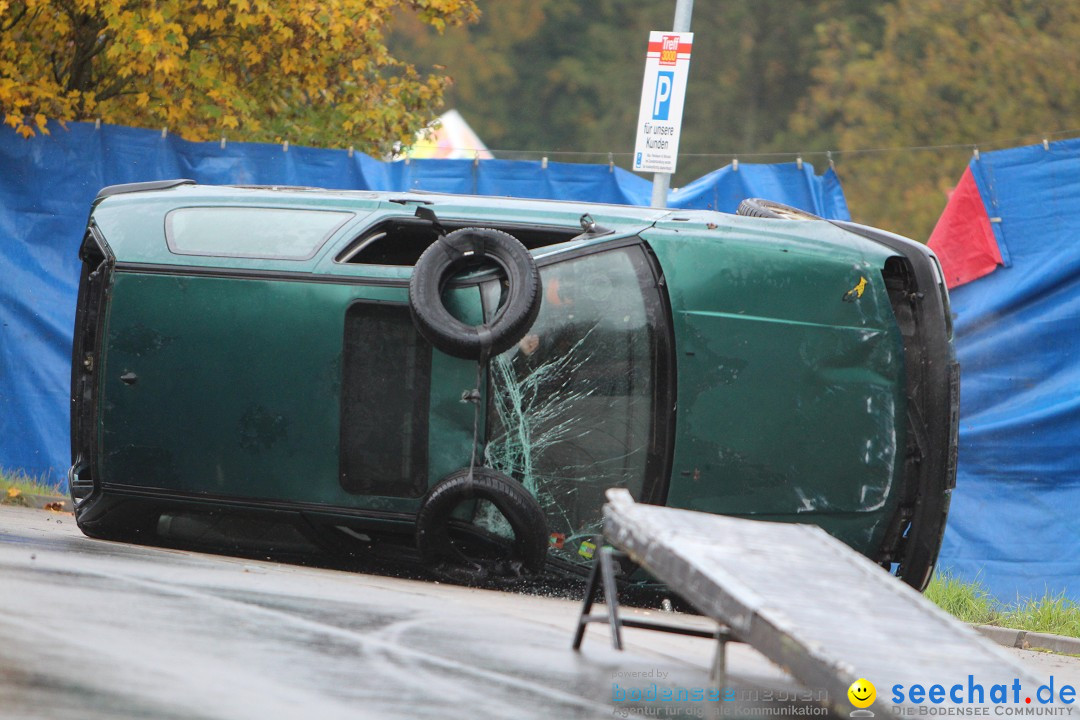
[100,272,478,512]
[645,223,905,551]
[82,185,945,565]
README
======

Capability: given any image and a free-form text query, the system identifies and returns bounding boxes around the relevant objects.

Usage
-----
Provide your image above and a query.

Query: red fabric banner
[927,166,1002,289]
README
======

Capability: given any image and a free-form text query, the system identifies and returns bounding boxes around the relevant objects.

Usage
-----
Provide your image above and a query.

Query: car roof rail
[95,179,196,202]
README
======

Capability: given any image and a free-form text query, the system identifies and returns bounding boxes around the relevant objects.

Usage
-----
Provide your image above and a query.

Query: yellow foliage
[0,0,478,153]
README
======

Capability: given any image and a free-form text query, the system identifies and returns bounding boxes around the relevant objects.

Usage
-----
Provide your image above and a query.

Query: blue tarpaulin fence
[0,120,848,488]
[930,137,1080,602]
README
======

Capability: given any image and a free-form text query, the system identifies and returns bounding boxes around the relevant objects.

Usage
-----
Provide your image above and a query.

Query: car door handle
[120,372,138,386]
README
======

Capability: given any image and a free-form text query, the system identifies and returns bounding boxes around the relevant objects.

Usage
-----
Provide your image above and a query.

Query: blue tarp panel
[669,162,850,218]
[933,137,1080,602]
[0,120,849,488]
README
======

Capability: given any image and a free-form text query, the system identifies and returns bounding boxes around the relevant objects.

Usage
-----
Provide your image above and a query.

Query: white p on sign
[633,31,693,175]
[653,73,673,118]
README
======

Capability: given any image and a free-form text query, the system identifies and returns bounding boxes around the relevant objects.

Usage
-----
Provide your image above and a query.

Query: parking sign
[633,31,693,174]
[653,72,674,120]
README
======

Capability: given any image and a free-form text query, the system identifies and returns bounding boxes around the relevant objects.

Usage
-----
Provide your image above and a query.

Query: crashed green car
[70,180,958,589]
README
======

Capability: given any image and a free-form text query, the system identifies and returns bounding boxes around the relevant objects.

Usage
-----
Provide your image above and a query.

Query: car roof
[95,182,678,222]
[88,182,894,271]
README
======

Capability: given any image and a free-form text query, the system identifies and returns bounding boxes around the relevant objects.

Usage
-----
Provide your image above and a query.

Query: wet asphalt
[0,505,813,719]
[3,505,1076,719]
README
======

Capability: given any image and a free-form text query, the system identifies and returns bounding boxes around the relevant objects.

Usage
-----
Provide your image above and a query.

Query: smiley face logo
[848,678,876,708]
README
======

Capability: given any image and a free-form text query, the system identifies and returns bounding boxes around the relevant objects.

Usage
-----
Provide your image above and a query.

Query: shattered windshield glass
[481,244,664,563]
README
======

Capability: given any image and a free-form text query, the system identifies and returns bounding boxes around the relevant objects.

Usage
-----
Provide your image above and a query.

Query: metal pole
[650,0,694,209]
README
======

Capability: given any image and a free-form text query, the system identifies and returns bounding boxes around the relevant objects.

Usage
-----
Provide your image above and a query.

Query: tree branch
[0,3,30,32]
[93,75,137,103]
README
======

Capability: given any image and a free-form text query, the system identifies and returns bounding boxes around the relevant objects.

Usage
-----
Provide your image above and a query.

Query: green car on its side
[70,180,958,589]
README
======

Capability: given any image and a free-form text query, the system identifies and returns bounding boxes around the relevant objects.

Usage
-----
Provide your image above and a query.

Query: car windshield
[481,243,668,561]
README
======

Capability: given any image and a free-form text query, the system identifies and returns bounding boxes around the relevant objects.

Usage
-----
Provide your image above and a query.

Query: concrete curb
[974,624,1080,655]
[1,493,71,512]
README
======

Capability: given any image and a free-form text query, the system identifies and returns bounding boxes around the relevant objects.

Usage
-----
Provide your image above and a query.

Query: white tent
[400,109,494,160]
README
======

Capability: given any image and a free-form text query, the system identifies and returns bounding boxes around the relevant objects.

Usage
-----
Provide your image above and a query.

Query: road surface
[0,505,1075,719]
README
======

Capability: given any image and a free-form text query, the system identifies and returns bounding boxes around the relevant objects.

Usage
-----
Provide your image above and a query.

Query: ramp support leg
[710,636,727,685]
[573,538,624,650]
[599,545,623,649]
[573,538,735,673]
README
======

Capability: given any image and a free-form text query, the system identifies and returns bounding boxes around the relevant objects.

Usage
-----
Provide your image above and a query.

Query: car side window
[166,207,353,260]
[339,302,432,497]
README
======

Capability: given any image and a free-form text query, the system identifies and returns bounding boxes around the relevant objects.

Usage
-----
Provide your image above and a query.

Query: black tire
[76,507,159,544]
[736,198,822,221]
[896,492,952,592]
[409,228,541,360]
[415,467,548,584]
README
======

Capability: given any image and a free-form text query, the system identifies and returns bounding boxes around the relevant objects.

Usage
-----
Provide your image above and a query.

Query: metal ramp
[581,489,1044,714]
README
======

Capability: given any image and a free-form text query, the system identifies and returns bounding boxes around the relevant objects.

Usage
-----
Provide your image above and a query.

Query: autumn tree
[788,0,1080,240]
[0,0,478,152]
[393,0,1080,241]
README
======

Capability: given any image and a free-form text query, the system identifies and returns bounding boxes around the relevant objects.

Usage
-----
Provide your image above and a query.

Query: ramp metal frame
[573,489,1044,715]
[572,539,735,682]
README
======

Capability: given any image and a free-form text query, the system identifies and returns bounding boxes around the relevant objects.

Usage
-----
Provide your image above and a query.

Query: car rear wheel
[415,467,548,585]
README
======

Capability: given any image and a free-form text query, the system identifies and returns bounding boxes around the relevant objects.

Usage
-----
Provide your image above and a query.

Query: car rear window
[165,207,353,260]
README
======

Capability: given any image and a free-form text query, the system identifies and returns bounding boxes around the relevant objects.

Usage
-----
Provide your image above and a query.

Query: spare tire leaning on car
[415,467,549,585]
[736,198,822,221]
[409,227,541,361]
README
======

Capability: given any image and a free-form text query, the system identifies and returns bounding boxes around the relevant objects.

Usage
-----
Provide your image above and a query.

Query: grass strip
[926,572,1080,640]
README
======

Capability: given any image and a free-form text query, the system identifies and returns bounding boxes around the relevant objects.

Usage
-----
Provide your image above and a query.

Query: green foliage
[0,466,63,498]
[394,0,1080,241]
[9,0,1079,238]
[926,572,1080,640]
[924,572,1001,626]
[789,0,1080,240]
[393,0,872,183]
[1008,593,1080,639]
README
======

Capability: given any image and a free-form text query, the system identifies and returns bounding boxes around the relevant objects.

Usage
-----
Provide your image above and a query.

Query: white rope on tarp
[76,119,1080,166]
[402,125,1080,161]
